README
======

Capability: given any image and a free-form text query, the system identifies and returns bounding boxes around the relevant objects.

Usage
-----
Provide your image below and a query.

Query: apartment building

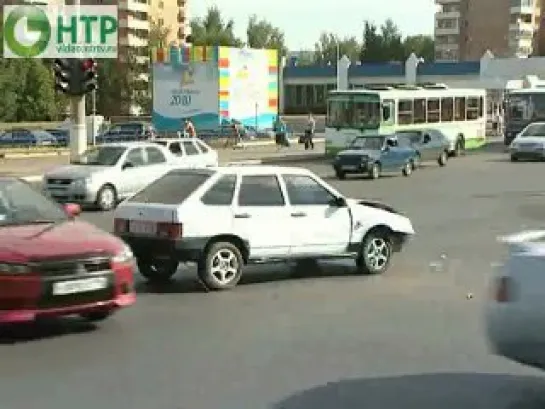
[435,0,543,60]
[150,0,190,45]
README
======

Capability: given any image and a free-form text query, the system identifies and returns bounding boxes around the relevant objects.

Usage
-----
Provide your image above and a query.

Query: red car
[0,177,135,324]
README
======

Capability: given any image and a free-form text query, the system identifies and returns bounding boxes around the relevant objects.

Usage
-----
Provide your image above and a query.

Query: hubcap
[210,248,239,284]
[365,238,389,270]
[373,166,378,178]
[100,189,114,208]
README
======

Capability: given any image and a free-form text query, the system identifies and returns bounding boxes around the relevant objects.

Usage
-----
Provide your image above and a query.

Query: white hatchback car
[486,230,545,370]
[113,165,415,290]
[151,138,218,168]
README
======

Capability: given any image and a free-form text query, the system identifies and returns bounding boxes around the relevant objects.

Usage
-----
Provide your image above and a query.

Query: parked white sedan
[486,230,545,370]
[44,142,183,210]
[152,137,218,168]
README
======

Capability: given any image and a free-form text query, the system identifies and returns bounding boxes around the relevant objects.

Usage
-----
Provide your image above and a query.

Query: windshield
[327,93,381,129]
[152,140,167,146]
[349,136,385,150]
[520,123,545,137]
[0,179,66,225]
[506,93,545,121]
[72,146,126,166]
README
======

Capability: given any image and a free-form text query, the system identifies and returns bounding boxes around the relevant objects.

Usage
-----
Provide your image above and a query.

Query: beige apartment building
[435,0,544,60]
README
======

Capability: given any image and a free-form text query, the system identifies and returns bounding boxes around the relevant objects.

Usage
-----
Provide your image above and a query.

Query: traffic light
[80,58,97,94]
[53,58,72,94]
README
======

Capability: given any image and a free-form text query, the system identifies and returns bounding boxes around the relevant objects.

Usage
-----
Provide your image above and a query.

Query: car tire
[137,258,179,284]
[412,154,421,169]
[368,163,380,179]
[402,161,412,176]
[96,184,117,211]
[80,309,114,322]
[510,155,518,162]
[356,229,393,275]
[335,169,346,180]
[198,241,243,291]
[438,151,448,166]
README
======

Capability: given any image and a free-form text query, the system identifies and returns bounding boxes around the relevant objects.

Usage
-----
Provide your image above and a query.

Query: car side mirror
[329,197,346,207]
[122,162,133,170]
[63,203,81,218]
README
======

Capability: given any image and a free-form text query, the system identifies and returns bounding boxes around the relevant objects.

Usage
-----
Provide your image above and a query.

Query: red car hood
[0,220,124,262]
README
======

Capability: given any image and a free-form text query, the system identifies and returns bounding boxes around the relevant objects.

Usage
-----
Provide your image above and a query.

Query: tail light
[157,222,182,239]
[494,276,514,303]
[114,218,128,234]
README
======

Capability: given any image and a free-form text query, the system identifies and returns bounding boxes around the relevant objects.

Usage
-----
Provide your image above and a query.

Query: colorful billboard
[218,47,278,129]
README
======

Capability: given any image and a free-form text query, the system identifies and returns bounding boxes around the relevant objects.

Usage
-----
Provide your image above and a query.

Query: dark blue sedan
[332,135,419,180]
[0,129,58,147]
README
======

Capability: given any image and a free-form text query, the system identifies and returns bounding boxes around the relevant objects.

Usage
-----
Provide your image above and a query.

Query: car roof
[215,165,312,175]
[96,141,165,148]
[154,137,202,142]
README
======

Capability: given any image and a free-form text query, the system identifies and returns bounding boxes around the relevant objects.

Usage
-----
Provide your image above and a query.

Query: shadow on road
[0,317,96,344]
[274,373,545,409]
[137,261,358,295]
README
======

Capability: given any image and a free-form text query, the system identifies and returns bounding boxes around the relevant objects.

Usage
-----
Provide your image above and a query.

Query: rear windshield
[129,170,212,204]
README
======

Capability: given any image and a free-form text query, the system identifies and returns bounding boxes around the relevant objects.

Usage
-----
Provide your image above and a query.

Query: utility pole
[70,0,86,161]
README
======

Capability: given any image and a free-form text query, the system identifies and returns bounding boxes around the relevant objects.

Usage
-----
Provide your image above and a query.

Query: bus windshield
[327,93,381,129]
[507,93,545,121]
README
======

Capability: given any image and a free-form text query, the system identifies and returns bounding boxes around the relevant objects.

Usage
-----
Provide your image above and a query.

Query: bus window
[427,99,440,123]
[454,97,466,121]
[467,97,479,120]
[382,99,395,125]
[414,99,426,123]
[353,95,381,128]
[441,97,453,122]
[326,97,351,128]
[398,100,413,124]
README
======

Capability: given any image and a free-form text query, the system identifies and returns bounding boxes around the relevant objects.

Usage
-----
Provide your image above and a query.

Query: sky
[189,0,436,50]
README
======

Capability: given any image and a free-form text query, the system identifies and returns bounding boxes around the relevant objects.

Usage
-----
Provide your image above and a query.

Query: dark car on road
[397,129,450,167]
[96,122,156,144]
[333,135,418,180]
[0,178,135,324]
[0,129,58,147]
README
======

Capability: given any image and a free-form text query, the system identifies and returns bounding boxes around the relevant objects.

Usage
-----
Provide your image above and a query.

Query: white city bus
[325,85,487,157]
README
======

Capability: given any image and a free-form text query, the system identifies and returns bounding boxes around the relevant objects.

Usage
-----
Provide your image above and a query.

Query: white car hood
[513,136,545,145]
[346,198,415,235]
[45,164,110,179]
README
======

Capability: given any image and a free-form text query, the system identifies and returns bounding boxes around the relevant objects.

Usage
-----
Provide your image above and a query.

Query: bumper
[0,263,135,323]
[333,162,370,174]
[44,186,98,205]
[510,150,545,160]
[120,235,209,262]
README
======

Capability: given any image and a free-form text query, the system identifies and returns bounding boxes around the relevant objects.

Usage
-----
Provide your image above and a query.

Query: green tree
[96,54,138,117]
[314,32,360,63]
[403,35,435,61]
[360,21,383,62]
[149,18,171,47]
[190,6,243,47]
[20,59,58,120]
[246,15,288,55]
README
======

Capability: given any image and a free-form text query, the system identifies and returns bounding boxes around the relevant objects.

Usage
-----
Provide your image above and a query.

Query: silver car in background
[43,142,181,210]
[509,122,545,161]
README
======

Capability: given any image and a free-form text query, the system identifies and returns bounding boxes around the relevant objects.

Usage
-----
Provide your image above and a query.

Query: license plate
[52,277,108,295]
[129,220,156,234]
[342,165,357,170]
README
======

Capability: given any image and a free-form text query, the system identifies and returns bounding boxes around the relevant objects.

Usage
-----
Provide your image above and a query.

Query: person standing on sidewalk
[305,113,315,150]
[274,116,288,150]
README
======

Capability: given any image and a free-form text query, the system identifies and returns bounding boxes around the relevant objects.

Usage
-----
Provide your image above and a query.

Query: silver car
[509,122,545,161]
[44,142,180,210]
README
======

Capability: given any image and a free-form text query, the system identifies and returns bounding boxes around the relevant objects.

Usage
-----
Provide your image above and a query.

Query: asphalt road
[3,146,545,409]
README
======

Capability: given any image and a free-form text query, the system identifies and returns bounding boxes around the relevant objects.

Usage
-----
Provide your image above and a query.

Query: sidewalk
[0,139,325,181]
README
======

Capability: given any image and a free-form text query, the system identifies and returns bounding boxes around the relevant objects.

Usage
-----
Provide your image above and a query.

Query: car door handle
[291,212,306,217]
[234,213,251,218]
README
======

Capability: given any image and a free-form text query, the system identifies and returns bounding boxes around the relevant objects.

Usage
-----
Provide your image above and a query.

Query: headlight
[73,177,91,188]
[112,245,133,263]
[0,263,31,274]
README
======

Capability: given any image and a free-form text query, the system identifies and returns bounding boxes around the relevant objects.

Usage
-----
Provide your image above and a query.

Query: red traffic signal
[81,58,96,71]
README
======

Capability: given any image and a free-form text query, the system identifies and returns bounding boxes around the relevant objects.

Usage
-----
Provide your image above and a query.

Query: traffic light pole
[69,0,87,161]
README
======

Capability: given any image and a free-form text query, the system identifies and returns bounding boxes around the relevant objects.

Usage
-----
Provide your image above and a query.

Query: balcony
[434,42,459,50]
[435,25,459,36]
[177,0,186,6]
[119,0,148,13]
[178,11,186,23]
[509,21,535,33]
[435,10,460,19]
[119,15,149,31]
[435,0,460,4]
[119,33,148,47]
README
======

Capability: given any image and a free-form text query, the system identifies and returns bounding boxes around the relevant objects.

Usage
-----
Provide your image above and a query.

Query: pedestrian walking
[274,116,288,150]
[305,113,315,150]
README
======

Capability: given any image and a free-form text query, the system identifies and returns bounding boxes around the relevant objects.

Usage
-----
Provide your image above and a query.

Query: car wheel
[80,309,114,322]
[198,241,243,290]
[96,184,117,211]
[438,151,448,166]
[402,161,412,176]
[137,258,179,284]
[335,169,346,180]
[412,154,421,169]
[356,229,393,275]
[368,163,380,179]
[510,155,518,162]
